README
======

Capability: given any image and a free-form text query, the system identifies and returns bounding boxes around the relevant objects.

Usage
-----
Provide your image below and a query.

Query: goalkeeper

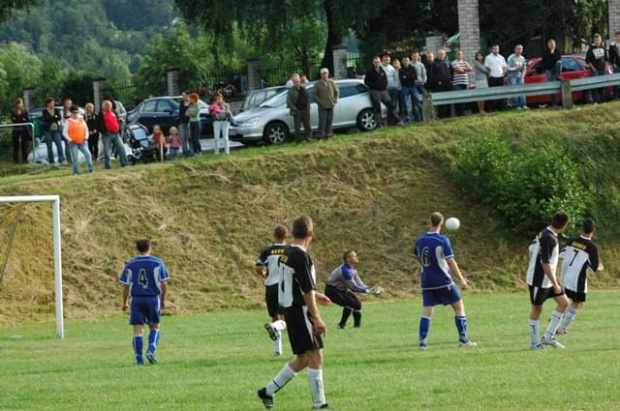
[325,250,379,329]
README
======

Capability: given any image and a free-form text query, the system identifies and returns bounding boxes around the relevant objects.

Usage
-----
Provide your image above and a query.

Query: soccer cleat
[257,388,274,409]
[313,404,331,409]
[459,340,478,348]
[136,356,144,366]
[419,341,427,350]
[264,323,278,341]
[542,337,565,349]
[531,343,544,350]
[146,352,157,364]
[336,324,347,330]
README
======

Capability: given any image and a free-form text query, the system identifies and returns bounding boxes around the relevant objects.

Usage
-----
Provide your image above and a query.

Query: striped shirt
[451,60,471,86]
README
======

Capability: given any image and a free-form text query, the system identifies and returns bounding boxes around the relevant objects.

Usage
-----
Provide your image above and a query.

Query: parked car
[230,79,381,145]
[29,106,85,140]
[240,86,288,112]
[127,96,214,135]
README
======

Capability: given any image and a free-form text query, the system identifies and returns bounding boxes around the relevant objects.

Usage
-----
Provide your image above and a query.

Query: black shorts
[324,284,361,310]
[283,305,324,355]
[265,284,282,318]
[529,285,564,306]
[565,288,587,303]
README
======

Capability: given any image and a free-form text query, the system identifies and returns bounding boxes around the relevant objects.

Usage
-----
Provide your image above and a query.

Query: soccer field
[1,291,618,411]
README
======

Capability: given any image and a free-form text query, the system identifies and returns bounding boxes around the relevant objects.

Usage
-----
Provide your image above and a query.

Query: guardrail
[0,122,37,162]
[422,73,620,122]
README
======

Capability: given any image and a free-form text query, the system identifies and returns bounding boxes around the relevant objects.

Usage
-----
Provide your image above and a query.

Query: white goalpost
[0,195,64,339]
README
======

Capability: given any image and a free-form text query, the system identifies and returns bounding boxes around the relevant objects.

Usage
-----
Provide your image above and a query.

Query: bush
[455,134,588,235]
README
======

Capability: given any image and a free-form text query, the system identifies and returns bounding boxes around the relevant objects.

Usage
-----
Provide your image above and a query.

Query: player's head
[343,250,358,265]
[581,218,596,235]
[273,224,289,242]
[551,212,570,232]
[430,212,444,229]
[292,215,314,241]
[136,238,151,254]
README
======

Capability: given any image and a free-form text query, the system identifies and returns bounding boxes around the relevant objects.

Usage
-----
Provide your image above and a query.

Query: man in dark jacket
[541,39,562,106]
[286,74,312,142]
[431,49,454,118]
[608,31,620,99]
[399,56,418,123]
[364,56,403,127]
[586,33,608,103]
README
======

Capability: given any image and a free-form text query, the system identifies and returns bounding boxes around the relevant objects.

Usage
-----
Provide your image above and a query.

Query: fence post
[23,87,36,111]
[422,93,434,122]
[247,58,262,91]
[93,78,107,112]
[332,45,348,79]
[561,79,573,109]
[167,68,180,96]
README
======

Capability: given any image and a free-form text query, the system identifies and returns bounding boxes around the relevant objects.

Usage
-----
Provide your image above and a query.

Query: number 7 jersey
[119,255,170,297]
[559,235,599,293]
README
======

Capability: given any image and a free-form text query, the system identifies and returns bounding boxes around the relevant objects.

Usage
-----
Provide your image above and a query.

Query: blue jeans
[69,142,94,175]
[414,85,425,121]
[591,70,607,103]
[44,129,64,164]
[508,76,526,108]
[102,132,128,169]
[178,123,192,156]
[402,86,420,122]
[545,60,562,106]
[189,121,201,154]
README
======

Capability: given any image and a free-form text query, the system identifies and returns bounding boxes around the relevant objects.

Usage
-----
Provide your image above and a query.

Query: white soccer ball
[445,217,461,231]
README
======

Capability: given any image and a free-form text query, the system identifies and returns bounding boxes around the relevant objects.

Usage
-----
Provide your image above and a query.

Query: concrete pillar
[167,68,180,96]
[247,59,261,91]
[93,78,107,112]
[23,87,36,111]
[458,0,480,83]
[425,36,444,54]
[332,45,348,79]
[610,0,620,40]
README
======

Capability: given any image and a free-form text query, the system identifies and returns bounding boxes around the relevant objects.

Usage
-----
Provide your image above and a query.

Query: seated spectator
[152,125,168,161]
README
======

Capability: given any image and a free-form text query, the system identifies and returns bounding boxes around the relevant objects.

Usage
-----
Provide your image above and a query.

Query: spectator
[63,105,94,176]
[473,51,490,114]
[484,44,507,111]
[399,56,418,123]
[364,56,403,128]
[209,92,232,154]
[104,94,127,123]
[608,31,620,99]
[424,50,437,92]
[178,90,192,157]
[42,97,65,164]
[382,54,401,124]
[287,73,313,142]
[314,67,340,139]
[586,33,608,104]
[99,99,128,169]
[84,103,100,161]
[507,44,528,110]
[411,52,427,121]
[152,125,168,161]
[451,50,473,116]
[185,93,203,155]
[541,39,562,106]
[10,98,31,164]
[167,126,182,159]
[432,49,454,118]
[61,97,73,163]
[392,58,406,119]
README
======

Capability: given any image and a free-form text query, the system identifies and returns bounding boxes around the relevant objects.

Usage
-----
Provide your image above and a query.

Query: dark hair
[430,212,444,227]
[551,212,570,229]
[292,215,313,239]
[70,105,79,112]
[582,218,596,234]
[615,31,620,36]
[136,238,151,253]
[182,89,190,95]
[274,224,289,241]
[343,250,354,262]
[208,96,217,104]
[45,97,55,105]
[63,97,72,103]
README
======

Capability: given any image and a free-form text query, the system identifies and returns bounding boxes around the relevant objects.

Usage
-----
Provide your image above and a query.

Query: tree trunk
[320,0,341,75]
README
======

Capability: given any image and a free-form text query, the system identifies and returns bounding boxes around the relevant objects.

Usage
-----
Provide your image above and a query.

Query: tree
[0,0,35,22]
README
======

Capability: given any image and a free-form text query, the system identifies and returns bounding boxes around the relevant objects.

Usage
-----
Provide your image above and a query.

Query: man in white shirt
[484,44,507,112]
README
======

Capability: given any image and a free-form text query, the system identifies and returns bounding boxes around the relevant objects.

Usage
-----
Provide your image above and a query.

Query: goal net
[0,196,63,339]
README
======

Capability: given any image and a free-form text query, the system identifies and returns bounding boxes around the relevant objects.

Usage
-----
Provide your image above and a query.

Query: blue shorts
[129,296,161,325]
[422,285,462,307]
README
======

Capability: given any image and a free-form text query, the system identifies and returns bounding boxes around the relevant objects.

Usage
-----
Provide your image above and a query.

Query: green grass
[1,291,618,410]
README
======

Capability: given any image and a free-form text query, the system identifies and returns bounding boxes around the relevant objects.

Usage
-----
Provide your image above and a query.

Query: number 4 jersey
[119,255,170,297]
[559,235,599,293]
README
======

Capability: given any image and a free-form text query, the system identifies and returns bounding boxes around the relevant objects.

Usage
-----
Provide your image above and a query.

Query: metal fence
[104,80,167,110]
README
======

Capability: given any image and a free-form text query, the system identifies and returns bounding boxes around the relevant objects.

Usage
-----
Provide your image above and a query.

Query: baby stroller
[126,124,157,165]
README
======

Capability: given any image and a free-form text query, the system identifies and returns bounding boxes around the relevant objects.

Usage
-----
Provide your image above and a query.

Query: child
[152,125,168,161]
[167,126,181,159]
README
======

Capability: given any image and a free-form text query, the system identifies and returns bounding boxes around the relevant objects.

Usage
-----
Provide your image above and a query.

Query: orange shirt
[66,117,88,144]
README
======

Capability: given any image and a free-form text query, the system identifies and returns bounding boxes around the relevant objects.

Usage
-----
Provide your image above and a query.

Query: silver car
[230,79,382,144]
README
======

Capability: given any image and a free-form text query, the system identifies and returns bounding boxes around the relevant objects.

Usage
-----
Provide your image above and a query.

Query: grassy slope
[1,292,619,410]
[1,104,620,323]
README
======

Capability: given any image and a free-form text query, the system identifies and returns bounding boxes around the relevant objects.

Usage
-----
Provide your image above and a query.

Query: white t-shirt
[484,53,507,78]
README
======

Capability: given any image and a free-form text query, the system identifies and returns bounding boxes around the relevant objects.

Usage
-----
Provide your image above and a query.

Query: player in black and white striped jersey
[557,218,604,335]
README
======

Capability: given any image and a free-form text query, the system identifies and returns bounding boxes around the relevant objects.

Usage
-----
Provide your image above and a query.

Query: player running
[119,239,170,365]
[557,218,604,335]
[526,212,570,349]
[413,212,476,349]
[255,225,289,356]
[257,216,332,410]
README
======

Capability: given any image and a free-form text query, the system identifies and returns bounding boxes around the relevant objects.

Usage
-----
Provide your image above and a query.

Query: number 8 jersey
[559,235,599,293]
[119,255,170,297]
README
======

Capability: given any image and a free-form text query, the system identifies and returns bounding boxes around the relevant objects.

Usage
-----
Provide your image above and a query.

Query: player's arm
[254,263,266,277]
[540,236,561,293]
[343,266,369,293]
[446,258,468,290]
[122,285,129,311]
[160,280,168,310]
[303,291,328,336]
[254,250,269,277]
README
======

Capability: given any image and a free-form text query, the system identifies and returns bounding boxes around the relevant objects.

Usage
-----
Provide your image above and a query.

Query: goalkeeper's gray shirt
[327,263,368,293]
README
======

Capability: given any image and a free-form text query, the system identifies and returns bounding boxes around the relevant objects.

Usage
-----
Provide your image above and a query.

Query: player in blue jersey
[119,239,170,365]
[413,212,476,349]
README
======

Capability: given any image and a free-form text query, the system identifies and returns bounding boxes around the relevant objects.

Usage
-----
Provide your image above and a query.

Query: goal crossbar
[0,195,63,339]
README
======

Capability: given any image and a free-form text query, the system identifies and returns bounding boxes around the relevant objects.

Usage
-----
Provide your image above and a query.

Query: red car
[524,55,593,105]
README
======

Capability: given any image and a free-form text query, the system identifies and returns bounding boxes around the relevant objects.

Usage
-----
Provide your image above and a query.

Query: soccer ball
[445,217,461,231]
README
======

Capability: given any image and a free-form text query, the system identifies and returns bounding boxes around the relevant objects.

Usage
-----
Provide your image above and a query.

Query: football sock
[273,331,282,355]
[559,306,577,332]
[272,320,287,332]
[528,319,540,345]
[266,364,297,396]
[544,310,564,340]
[307,368,326,408]
[455,316,468,343]
[148,329,160,354]
[339,307,352,327]
[133,335,143,358]
[419,316,431,343]
[353,310,362,328]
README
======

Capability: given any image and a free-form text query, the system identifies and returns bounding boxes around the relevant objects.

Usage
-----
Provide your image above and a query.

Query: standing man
[119,239,170,365]
[62,105,94,176]
[177,90,192,156]
[451,50,472,116]
[526,212,570,349]
[607,31,620,99]
[255,225,290,357]
[382,54,404,125]
[99,100,128,169]
[424,50,437,92]
[257,216,331,410]
[507,44,528,110]
[541,39,562,106]
[314,68,339,140]
[287,74,313,143]
[325,250,370,329]
[557,218,604,335]
[399,56,418,123]
[432,49,454,118]
[484,44,507,112]
[413,212,476,350]
[412,52,427,122]
[586,33,608,104]
[364,56,403,128]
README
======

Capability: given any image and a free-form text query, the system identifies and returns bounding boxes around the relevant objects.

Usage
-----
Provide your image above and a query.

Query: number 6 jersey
[559,235,599,293]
